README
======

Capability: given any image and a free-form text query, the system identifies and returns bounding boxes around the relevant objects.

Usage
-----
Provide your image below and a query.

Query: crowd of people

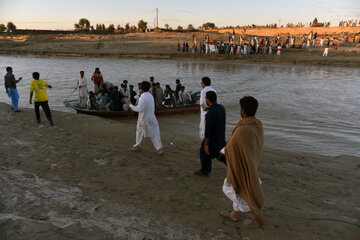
[177,31,339,56]
[339,19,359,27]
[76,68,195,111]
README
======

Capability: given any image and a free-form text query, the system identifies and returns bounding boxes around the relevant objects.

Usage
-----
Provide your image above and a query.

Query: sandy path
[0,103,359,239]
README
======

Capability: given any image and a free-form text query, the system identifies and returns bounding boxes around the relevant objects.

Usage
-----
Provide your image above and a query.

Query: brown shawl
[225,116,265,228]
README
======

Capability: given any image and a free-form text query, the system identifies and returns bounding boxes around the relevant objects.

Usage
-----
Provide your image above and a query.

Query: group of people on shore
[339,19,359,27]
[177,32,338,56]
[132,75,265,229]
[4,66,266,230]
[4,67,54,126]
[76,68,194,111]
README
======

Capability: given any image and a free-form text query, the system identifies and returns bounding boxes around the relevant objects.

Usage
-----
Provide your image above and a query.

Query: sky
[0,0,359,30]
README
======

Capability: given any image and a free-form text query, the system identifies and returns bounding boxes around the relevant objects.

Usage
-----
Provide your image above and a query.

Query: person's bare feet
[157,149,164,155]
[131,146,142,152]
[220,210,240,222]
[243,212,255,226]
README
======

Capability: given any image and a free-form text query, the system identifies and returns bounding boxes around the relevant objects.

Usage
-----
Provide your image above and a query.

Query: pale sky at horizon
[0,0,359,30]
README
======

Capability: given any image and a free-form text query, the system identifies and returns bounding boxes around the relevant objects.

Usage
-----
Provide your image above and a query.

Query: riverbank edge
[1,49,360,67]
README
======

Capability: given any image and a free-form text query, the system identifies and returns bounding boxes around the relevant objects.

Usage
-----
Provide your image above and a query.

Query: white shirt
[130,92,160,138]
[199,86,217,139]
[77,77,87,88]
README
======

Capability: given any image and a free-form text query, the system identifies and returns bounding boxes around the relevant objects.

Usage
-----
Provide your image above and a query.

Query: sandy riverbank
[0,102,359,239]
[0,29,360,67]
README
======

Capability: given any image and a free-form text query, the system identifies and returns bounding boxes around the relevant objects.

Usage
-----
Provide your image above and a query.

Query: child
[277,44,282,55]
[29,72,54,126]
[323,46,329,57]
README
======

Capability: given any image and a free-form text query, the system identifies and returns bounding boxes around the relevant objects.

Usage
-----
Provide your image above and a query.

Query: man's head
[181,86,185,92]
[32,72,40,80]
[6,67,12,73]
[156,82,160,88]
[176,79,180,84]
[141,81,151,92]
[95,67,100,73]
[129,85,134,91]
[205,91,217,107]
[113,86,118,92]
[80,71,84,77]
[201,77,211,88]
[240,96,258,119]
[138,83,142,90]
[123,80,128,85]
[100,89,105,95]
[149,76,154,82]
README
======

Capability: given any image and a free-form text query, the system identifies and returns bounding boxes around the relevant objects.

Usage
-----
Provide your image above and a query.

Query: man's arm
[29,91,33,104]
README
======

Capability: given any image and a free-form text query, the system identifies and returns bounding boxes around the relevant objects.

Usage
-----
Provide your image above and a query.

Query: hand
[204,144,210,156]
[19,77,22,80]
[48,85,52,88]
[6,90,8,94]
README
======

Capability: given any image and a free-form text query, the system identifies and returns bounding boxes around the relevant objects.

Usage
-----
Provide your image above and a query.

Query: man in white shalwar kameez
[129,81,163,155]
[76,71,88,107]
[199,77,217,140]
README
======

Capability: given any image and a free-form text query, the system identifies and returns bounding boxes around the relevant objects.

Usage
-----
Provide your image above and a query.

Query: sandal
[220,210,240,222]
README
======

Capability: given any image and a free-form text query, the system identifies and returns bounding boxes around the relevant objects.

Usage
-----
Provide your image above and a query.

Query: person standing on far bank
[29,72,54,126]
[4,67,22,112]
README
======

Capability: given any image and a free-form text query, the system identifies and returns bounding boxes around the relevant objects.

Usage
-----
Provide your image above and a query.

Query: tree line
[0,22,17,32]
[74,18,218,33]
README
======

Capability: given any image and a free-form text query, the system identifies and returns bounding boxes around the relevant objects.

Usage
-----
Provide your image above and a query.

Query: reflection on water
[0,55,359,157]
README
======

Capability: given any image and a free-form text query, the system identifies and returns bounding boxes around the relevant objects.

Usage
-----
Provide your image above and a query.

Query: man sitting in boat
[129,85,137,105]
[88,91,98,110]
[122,84,130,111]
[178,86,192,105]
[154,82,164,110]
[163,85,176,108]
[100,82,114,94]
[97,89,110,111]
[110,86,123,111]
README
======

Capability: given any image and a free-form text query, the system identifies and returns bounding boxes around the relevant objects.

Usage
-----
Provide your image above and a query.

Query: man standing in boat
[75,71,88,107]
[91,68,103,94]
[129,81,163,155]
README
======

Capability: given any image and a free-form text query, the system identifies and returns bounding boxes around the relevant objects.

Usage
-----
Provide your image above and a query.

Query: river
[1,55,359,157]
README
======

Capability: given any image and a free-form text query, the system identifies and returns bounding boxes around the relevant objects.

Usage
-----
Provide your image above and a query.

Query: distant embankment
[215,27,360,37]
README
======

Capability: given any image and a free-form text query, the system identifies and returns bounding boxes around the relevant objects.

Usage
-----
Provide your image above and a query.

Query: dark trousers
[35,101,52,121]
[200,140,226,175]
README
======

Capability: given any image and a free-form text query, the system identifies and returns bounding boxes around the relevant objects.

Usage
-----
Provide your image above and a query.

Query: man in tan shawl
[221,96,265,229]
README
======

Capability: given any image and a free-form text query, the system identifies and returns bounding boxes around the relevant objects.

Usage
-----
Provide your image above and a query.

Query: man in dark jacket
[110,86,123,111]
[4,67,22,112]
[195,91,226,176]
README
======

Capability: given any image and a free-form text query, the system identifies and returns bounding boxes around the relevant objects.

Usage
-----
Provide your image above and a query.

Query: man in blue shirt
[195,91,226,177]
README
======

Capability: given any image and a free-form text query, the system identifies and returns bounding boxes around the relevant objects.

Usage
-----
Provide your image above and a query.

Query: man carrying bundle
[221,96,265,230]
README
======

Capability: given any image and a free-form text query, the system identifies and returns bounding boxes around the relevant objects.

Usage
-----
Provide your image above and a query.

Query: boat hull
[64,100,200,118]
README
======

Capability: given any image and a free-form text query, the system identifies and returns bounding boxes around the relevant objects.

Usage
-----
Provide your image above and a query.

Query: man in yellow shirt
[29,72,54,126]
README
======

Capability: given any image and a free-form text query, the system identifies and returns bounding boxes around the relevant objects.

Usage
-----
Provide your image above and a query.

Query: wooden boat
[64,100,200,118]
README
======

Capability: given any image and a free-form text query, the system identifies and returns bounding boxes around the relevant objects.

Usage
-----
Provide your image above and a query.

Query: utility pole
[155,8,158,28]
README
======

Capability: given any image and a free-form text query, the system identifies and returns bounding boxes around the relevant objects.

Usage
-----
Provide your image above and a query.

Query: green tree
[125,23,130,31]
[107,24,115,33]
[177,25,183,30]
[74,23,80,31]
[78,18,90,30]
[165,24,169,30]
[187,24,195,30]
[95,24,101,31]
[117,24,121,30]
[6,22,16,32]
[138,20,147,32]
[101,24,105,31]
[0,23,6,32]
[202,22,216,30]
